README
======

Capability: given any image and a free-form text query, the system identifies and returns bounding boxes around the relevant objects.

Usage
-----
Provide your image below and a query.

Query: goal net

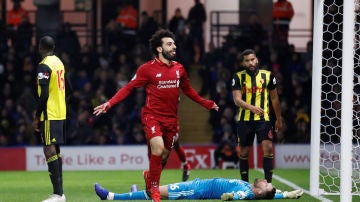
[310,0,360,201]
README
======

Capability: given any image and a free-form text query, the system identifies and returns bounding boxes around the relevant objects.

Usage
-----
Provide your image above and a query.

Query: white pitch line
[255,169,332,202]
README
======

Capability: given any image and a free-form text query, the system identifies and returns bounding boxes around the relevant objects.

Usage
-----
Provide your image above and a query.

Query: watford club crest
[259,78,264,85]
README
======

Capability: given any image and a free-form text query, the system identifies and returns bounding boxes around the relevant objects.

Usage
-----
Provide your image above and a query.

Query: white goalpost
[310,0,358,201]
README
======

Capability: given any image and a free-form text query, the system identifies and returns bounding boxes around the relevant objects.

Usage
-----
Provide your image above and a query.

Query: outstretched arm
[93,67,148,116]
[180,73,219,111]
[220,190,304,200]
[275,190,303,199]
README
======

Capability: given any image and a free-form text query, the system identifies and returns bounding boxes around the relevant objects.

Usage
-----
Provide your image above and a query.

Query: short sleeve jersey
[231,69,277,122]
[36,55,66,121]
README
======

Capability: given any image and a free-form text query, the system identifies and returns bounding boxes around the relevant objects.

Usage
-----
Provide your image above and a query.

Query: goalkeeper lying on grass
[94,177,303,200]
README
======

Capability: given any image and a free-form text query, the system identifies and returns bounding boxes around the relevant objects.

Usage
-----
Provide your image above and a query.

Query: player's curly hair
[149,29,176,56]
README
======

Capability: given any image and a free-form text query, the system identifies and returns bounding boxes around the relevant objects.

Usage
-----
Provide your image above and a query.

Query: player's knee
[239,148,250,157]
[43,145,57,159]
[151,146,165,156]
[262,141,273,152]
[263,146,273,154]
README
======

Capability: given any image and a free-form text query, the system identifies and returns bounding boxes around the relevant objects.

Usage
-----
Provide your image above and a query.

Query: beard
[162,49,176,61]
[246,63,259,76]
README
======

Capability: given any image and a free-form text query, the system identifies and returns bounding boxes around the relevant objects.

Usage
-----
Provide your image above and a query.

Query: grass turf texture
[0,169,358,202]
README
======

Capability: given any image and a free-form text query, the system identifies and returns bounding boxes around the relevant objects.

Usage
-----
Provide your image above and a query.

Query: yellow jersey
[36,55,66,121]
[232,69,277,121]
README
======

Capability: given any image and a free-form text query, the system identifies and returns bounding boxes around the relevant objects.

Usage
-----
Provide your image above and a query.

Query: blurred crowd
[0,2,313,147]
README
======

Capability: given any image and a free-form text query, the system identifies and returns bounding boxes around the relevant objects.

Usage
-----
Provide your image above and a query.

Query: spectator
[247,14,267,46]
[272,0,294,48]
[69,110,94,145]
[168,8,186,37]
[116,1,138,30]
[187,0,207,64]
[13,122,31,146]
[285,52,305,75]
[6,0,29,29]
[111,103,129,131]
[214,139,238,169]
[94,125,112,145]
[138,11,159,47]
[239,14,268,49]
[1,98,17,144]
[93,68,116,99]
[73,68,91,91]
[79,44,98,75]
[12,16,33,59]
[302,40,313,64]
[111,126,129,145]
[285,111,310,143]
[103,19,122,51]
[56,23,81,61]
[168,8,192,70]
[116,1,138,52]
[129,123,146,145]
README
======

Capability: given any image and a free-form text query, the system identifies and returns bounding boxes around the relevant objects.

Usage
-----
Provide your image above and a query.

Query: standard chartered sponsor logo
[157,80,179,89]
[159,80,177,84]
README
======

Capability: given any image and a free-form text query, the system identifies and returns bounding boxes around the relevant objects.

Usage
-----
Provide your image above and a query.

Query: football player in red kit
[93,29,219,202]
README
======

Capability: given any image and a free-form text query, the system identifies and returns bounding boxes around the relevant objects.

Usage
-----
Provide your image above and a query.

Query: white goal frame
[310,0,355,202]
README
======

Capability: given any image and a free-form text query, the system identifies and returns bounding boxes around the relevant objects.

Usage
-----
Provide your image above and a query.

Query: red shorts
[142,115,178,151]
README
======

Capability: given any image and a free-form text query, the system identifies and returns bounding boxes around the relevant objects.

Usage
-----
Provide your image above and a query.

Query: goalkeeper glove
[221,192,234,201]
[283,190,304,199]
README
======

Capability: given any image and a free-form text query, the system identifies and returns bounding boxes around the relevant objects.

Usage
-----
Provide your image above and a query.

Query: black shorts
[40,120,65,146]
[236,121,274,147]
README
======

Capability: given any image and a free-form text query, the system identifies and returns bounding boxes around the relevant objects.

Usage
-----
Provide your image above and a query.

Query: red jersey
[108,58,214,123]
[7,7,29,28]
[116,5,138,29]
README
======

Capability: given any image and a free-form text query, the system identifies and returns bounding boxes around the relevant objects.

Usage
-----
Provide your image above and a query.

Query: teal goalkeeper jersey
[167,178,256,200]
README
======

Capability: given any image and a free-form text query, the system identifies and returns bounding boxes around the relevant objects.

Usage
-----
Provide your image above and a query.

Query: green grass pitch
[0,169,357,201]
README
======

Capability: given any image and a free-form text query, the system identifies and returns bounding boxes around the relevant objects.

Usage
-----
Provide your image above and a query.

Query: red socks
[149,154,162,187]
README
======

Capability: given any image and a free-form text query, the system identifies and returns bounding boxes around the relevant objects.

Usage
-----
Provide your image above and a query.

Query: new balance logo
[156,73,162,77]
